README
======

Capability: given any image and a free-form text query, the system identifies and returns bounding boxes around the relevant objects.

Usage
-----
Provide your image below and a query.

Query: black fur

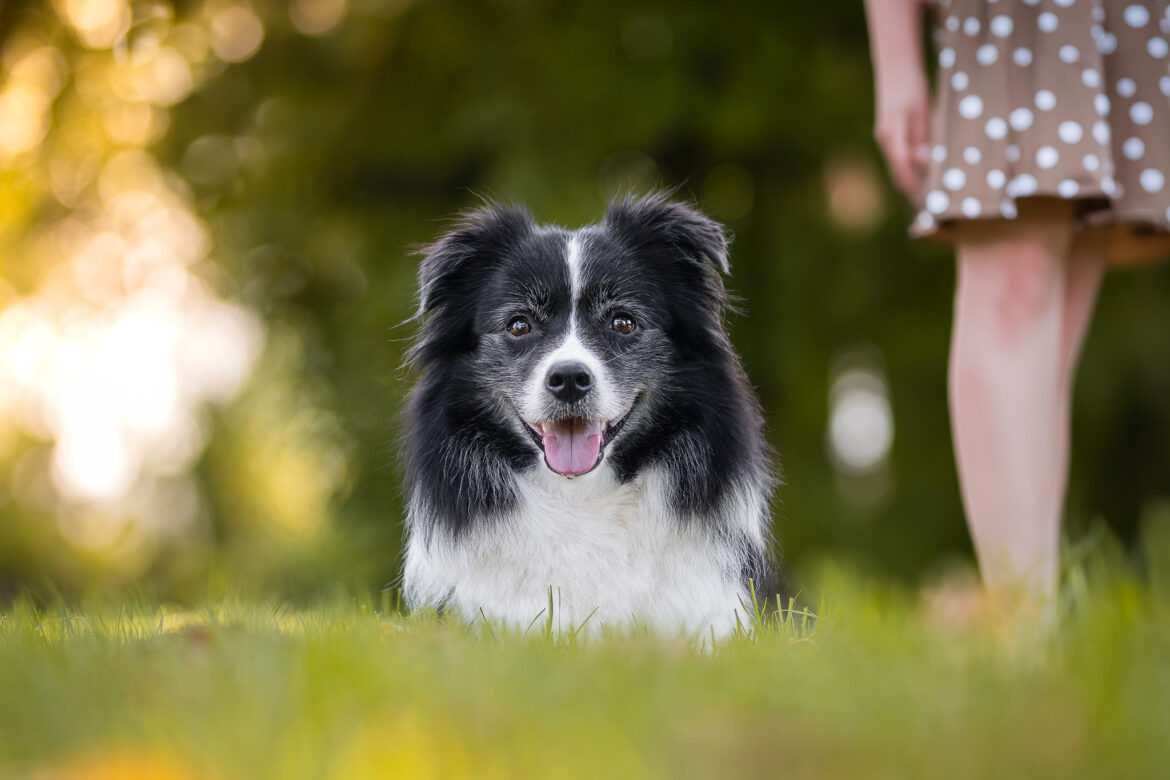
[404,193,780,600]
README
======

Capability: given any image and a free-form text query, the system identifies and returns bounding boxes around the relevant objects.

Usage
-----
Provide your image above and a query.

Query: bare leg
[949,204,1075,597]
[1051,232,1107,528]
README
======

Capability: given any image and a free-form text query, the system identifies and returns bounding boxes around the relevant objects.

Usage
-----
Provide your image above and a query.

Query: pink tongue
[541,418,603,475]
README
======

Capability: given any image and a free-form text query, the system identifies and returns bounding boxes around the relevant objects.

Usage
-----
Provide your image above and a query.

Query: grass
[1,555,1168,779]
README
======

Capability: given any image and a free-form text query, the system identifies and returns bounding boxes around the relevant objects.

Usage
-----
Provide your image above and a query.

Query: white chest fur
[403,466,750,638]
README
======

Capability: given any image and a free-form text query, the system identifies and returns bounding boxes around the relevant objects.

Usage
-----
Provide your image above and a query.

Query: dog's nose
[545,361,594,403]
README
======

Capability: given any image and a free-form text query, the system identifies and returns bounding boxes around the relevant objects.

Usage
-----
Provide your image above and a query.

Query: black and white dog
[402,194,780,638]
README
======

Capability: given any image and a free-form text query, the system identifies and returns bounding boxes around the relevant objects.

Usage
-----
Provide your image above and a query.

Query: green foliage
[1,0,1168,597]
[176,0,1170,588]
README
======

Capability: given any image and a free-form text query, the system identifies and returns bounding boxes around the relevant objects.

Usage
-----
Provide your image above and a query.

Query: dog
[401,193,781,638]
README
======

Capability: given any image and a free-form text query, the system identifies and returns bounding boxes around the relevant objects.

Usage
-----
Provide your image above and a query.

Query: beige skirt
[914,0,1170,264]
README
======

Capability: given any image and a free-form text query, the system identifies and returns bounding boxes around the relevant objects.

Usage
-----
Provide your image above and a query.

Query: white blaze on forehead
[520,233,617,422]
[566,233,583,307]
[564,233,585,344]
[543,234,605,398]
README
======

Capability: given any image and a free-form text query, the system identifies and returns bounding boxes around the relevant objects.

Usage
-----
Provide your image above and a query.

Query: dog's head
[411,193,732,478]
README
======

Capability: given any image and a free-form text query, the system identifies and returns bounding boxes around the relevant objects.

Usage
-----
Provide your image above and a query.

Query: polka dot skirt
[914,0,1170,244]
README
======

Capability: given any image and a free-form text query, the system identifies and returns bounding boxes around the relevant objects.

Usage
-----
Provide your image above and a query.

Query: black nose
[545,361,594,403]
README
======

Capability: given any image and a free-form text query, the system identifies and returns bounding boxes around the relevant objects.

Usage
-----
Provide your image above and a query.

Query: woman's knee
[955,226,1069,339]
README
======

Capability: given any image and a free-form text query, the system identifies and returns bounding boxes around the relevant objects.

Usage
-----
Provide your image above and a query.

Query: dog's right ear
[411,204,532,363]
[415,204,533,317]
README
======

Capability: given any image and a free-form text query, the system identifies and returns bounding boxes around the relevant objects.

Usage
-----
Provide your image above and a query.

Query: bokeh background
[1,0,1168,601]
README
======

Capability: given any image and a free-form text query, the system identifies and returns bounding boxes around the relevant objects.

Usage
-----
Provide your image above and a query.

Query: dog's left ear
[603,193,730,275]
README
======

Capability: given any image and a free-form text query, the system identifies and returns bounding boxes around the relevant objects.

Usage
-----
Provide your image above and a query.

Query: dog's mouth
[522,400,636,477]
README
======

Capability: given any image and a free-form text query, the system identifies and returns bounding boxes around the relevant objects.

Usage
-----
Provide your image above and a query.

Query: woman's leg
[948,203,1077,596]
[1051,232,1107,526]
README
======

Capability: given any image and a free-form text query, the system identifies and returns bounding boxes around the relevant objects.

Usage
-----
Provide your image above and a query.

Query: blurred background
[0,0,1167,601]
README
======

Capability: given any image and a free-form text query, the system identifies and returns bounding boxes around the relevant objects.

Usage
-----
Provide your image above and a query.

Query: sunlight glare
[0,83,51,160]
[826,348,896,507]
[290,0,349,36]
[209,4,265,63]
[61,0,132,50]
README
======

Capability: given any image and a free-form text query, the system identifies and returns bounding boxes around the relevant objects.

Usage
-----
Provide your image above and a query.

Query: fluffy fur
[402,194,781,638]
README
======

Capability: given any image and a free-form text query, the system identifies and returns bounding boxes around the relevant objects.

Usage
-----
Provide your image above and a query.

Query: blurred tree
[0,0,1166,599]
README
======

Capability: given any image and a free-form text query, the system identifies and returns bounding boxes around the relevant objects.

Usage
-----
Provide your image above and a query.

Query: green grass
[2,560,1168,780]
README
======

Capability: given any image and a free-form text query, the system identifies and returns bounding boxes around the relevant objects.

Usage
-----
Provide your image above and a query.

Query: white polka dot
[1141,168,1165,193]
[1131,101,1154,125]
[990,15,1013,37]
[1098,32,1118,54]
[1058,179,1079,198]
[1149,37,1169,58]
[1118,78,1137,98]
[985,117,1008,140]
[1125,5,1150,28]
[1001,199,1019,219]
[945,15,960,32]
[1095,94,1110,116]
[1035,90,1057,111]
[942,168,967,190]
[952,71,969,91]
[1057,121,1083,144]
[1093,5,1105,22]
[916,211,937,231]
[1083,153,1100,172]
[1038,12,1058,32]
[1059,45,1079,63]
[1005,144,1021,163]
[1103,176,1118,196]
[987,169,1006,189]
[932,144,947,163]
[1036,146,1059,169]
[1013,48,1033,67]
[961,197,982,218]
[926,190,950,214]
[1161,76,1170,96]
[1022,0,1040,6]
[964,17,981,36]
[1009,107,1033,131]
[939,48,956,68]
[1093,120,1110,144]
[1081,69,1101,89]
[963,146,982,165]
[1053,0,1075,6]
[977,44,998,65]
[1008,174,1038,197]
[1123,137,1146,160]
[959,95,984,119]
[1166,206,1170,224]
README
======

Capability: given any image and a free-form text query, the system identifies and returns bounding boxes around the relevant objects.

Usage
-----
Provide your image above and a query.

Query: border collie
[402,194,780,639]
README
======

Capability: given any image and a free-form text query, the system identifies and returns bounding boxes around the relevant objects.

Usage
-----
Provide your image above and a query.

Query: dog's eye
[507,318,531,337]
[611,315,636,335]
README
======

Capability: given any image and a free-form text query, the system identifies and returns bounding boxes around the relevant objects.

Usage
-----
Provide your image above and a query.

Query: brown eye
[507,318,531,337]
[611,315,636,335]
